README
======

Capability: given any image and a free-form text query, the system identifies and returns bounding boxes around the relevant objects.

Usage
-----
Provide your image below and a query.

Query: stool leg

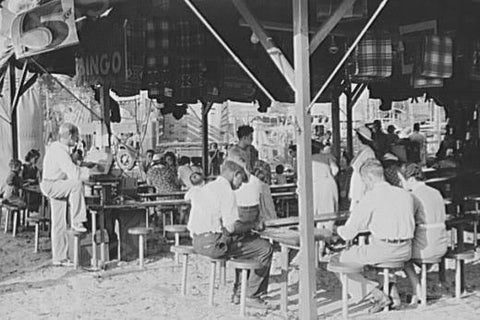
[421,263,427,306]
[209,261,216,306]
[239,269,248,316]
[4,210,9,233]
[220,260,226,286]
[162,214,167,237]
[473,221,478,249]
[383,269,389,312]
[314,241,319,268]
[139,234,145,268]
[174,232,180,264]
[169,211,173,225]
[439,257,446,284]
[341,273,348,320]
[34,223,40,253]
[73,235,80,269]
[181,254,189,295]
[455,259,461,299]
[12,210,18,237]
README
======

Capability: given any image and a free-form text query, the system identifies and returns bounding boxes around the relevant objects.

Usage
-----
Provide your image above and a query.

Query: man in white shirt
[40,123,95,266]
[187,158,273,309]
[334,159,415,313]
[409,123,427,165]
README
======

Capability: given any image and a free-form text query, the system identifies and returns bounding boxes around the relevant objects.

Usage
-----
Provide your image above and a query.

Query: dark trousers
[193,232,273,298]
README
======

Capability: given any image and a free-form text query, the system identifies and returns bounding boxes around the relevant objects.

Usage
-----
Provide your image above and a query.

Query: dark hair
[25,149,40,162]
[164,151,177,166]
[402,163,426,181]
[146,149,155,155]
[373,120,382,130]
[275,164,284,174]
[413,123,420,131]
[9,159,22,169]
[178,156,191,166]
[387,125,396,134]
[237,125,254,139]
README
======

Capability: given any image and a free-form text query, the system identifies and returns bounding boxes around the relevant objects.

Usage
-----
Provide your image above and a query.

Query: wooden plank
[265,211,350,227]
[232,0,296,91]
[309,0,357,55]
[293,0,317,318]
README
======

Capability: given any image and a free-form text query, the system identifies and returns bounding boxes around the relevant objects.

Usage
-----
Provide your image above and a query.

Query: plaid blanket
[411,75,443,88]
[144,17,171,100]
[355,34,392,78]
[420,35,453,78]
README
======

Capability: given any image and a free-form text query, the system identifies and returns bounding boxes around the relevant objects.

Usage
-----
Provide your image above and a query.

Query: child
[2,159,27,209]
[275,164,287,185]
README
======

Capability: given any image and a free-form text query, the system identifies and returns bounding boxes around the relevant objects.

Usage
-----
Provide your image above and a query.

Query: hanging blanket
[420,35,453,78]
[355,34,392,78]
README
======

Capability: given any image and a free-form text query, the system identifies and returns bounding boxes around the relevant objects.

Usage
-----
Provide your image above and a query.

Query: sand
[1,225,480,320]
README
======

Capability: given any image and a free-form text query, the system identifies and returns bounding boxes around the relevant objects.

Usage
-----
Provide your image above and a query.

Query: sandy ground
[1,223,480,320]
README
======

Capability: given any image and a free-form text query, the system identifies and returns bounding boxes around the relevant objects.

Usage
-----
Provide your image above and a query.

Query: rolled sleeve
[337,193,372,240]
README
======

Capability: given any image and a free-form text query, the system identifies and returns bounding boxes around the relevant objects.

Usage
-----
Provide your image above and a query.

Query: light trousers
[40,180,87,262]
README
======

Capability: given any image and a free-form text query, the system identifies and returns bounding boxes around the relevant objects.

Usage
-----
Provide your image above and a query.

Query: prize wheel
[116,148,135,171]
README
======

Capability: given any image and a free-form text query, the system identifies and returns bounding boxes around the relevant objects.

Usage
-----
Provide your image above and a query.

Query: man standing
[229,125,259,173]
[187,157,273,309]
[371,120,389,159]
[409,123,427,165]
[40,123,94,266]
[334,159,415,312]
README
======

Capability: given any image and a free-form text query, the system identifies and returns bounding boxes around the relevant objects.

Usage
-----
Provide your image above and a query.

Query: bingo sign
[11,0,79,59]
[76,50,124,85]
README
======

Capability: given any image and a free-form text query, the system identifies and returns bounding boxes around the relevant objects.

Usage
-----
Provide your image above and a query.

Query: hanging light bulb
[328,35,339,55]
[250,31,260,44]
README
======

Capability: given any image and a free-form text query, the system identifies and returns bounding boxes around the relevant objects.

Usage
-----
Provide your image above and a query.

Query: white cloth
[348,146,376,210]
[312,153,338,230]
[42,141,89,181]
[186,176,239,235]
[235,175,263,207]
[410,182,448,259]
[338,181,416,241]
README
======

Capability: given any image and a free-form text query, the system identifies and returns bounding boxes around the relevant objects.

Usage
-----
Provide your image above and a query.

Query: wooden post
[293,0,317,318]
[331,89,341,161]
[99,84,111,149]
[202,102,211,175]
[9,60,18,160]
[345,86,353,158]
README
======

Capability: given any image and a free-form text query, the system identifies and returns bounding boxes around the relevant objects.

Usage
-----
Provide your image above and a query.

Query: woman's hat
[355,125,372,141]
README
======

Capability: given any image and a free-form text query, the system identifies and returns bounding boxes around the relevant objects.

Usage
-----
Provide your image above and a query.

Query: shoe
[245,297,269,310]
[71,224,87,233]
[368,292,392,314]
[52,259,74,267]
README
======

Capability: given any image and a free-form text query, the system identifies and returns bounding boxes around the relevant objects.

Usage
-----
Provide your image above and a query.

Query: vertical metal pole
[9,60,18,160]
[331,90,341,161]
[99,84,111,149]
[346,87,354,158]
[293,0,317,318]
[202,102,210,175]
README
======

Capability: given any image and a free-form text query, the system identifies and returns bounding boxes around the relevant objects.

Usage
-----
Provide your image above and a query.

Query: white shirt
[234,175,262,207]
[338,181,415,241]
[42,141,89,181]
[186,176,239,235]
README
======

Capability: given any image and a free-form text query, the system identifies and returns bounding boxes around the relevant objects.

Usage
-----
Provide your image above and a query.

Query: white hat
[355,125,372,141]
[383,153,399,161]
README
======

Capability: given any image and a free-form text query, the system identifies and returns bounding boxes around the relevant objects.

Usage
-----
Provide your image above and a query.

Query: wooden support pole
[202,102,213,175]
[293,0,317,318]
[331,90,341,161]
[9,60,18,160]
[309,0,357,54]
[345,86,353,158]
[99,84,111,149]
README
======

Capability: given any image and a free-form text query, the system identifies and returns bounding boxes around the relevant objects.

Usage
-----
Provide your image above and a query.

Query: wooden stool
[229,259,263,316]
[161,209,175,237]
[373,261,404,311]
[3,204,22,237]
[208,257,228,306]
[70,229,85,269]
[128,227,152,268]
[412,257,442,306]
[445,250,474,299]
[171,245,195,295]
[327,261,364,320]
[26,216,50,253]
[164,224,188,264]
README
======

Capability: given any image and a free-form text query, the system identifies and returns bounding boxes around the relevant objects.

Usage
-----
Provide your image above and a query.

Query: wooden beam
[293,0,317,318]
[232,0,296,91]
[331,90,341,161]
[309,0,357,55]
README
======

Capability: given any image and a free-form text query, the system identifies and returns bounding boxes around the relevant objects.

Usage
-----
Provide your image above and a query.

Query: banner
[11,0,79,59]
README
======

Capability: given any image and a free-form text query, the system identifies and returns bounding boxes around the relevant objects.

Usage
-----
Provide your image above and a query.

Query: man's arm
[337,193,373,240]
[57,148,88,180]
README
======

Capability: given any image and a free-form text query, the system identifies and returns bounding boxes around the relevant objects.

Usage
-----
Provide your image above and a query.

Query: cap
[355,125,372,141]
[383,153,399,161]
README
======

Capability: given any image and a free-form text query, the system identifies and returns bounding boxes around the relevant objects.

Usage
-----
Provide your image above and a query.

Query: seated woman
[22,149,42,213]
[2,159,27,209]
[399,163,448,304]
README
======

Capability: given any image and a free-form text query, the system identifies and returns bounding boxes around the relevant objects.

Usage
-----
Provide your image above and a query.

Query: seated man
[334,159,415,313]
[399,163,448,304]
[40,123,95,266]
[187,158,273,309]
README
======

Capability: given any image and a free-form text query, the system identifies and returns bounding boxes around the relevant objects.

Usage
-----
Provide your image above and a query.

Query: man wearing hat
[187,155,273,309]
[349,125,376,209]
